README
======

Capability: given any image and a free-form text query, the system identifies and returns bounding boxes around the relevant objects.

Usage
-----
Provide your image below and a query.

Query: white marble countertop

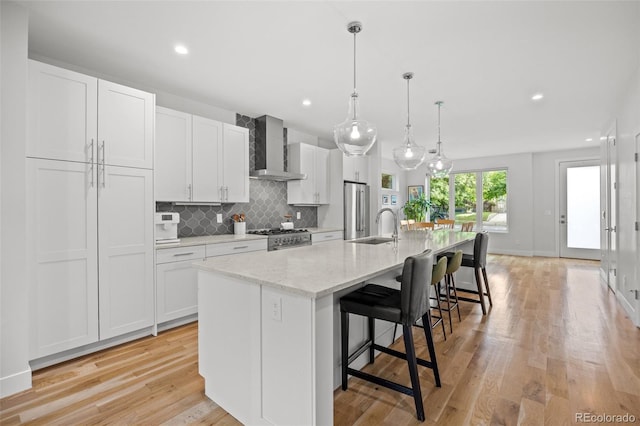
[156,233,267,249]
[194,230,476,298]
[305,227,343,233]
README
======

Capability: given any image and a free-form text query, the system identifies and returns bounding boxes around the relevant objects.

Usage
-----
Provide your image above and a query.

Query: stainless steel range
[247,229,311,251]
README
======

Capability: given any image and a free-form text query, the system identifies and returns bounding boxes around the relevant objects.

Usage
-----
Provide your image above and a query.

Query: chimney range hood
[250,115,306,181]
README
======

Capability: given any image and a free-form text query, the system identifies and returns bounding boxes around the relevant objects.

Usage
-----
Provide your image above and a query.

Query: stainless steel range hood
[250,115,306,181]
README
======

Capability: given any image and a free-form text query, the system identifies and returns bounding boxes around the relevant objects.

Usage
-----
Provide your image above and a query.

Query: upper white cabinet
[343,155,369,183]
[155,107,249,203]
[155,107,192,202]
[27,60,154,169]
[192,115,223,202]
[222,123,250,203]
[287,143,329,205]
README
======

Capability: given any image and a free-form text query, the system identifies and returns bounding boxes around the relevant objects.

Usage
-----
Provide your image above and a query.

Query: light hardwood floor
[1,255,639,425]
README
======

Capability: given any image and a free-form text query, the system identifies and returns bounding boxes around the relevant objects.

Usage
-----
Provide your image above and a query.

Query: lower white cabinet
[205,239,267,257]
[311,231,343,243]
[156,246,205,324]
[27,158,154,359]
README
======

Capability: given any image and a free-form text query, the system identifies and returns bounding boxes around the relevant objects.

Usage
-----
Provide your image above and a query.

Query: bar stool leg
[434,282,446,340]
[341,311,349,390]
[482,267,493,306]
[368,317,375,364]
[450,274,462,322]
[402,324,425,422]
[474,267,487,314]
[421,312,441,387]
[444,277,453,333]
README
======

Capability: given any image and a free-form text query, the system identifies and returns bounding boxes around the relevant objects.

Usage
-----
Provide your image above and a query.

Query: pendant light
[393,72,426,170]
[426,101,453,178]
[333,21,377,157]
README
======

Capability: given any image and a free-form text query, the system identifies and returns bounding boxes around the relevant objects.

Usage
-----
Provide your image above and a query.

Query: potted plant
[402,193,431,222]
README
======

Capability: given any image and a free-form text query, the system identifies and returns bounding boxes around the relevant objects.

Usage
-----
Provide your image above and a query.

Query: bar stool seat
[340,250,441,421]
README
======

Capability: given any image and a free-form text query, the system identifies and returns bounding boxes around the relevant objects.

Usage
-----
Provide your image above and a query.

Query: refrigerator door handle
[355,188,361,232]
[360,189,366,233]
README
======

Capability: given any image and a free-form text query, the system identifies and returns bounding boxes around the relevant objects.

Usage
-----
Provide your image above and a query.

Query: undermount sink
[350,237,395,245]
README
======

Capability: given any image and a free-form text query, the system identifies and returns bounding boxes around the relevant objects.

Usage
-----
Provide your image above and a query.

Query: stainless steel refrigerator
[344,182,370,240]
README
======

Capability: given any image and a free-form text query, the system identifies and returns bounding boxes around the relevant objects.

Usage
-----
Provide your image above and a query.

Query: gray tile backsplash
[156,114,317,237]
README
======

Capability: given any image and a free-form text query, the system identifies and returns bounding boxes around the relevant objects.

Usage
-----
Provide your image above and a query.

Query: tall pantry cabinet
[26,60,155,359]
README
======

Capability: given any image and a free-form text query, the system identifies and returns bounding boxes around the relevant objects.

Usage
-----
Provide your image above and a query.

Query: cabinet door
[315,147,329,204]
[192,116,223,202]
[343,155,356,182]
[27,60,98,163]
[27,159,99,359]
[222,124,249,203]
[155,107,192,202]
[98,80,154,169]
[156,261,199,323]
[98,166,154,339]
[287,143,316,204]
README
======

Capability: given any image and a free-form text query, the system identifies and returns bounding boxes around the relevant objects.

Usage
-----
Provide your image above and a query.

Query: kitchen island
[195,230,476,425]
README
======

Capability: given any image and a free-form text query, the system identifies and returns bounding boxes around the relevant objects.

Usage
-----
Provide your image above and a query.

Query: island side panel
[261,287,334,425]
[198,270,263,425]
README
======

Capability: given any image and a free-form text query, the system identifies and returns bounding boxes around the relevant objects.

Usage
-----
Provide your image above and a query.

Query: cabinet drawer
[312,231,343,243]
[205,239,267,257]
[156,245,206,264]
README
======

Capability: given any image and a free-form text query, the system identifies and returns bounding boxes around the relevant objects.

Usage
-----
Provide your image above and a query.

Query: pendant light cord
[353,32,357,94]
[406,77,411,128]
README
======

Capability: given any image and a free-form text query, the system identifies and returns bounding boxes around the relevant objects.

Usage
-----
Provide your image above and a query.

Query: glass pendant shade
[333,21,377,157]
[427,141,453,178]
[427,101,453,178]
[393,72,425,170]
[393,125,426,170]
[334,93,377,156]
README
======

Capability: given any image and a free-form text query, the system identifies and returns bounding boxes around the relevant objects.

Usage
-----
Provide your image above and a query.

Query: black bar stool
[340,250,441,422]
[444,232,492,314]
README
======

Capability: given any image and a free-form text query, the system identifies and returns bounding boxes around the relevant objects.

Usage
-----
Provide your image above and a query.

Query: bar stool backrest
[446,250,463,274]
[473,232,489,268]
[399,250,434,325]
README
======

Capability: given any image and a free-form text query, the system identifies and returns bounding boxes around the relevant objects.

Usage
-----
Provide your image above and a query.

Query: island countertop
[194,229,475,298]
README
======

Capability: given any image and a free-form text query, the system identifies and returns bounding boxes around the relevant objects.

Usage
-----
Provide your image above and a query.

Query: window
[428,169,508,232]
[428,176,449,221]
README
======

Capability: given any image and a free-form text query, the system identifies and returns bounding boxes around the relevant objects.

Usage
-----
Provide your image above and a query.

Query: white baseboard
[489,248,534,257]
[533,250,557,258]
[0,367,32,398]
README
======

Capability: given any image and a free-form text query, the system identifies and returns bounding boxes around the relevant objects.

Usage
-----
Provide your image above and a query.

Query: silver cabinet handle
[100,140,106,188]
[188,184,192,201]
[233,246,249,250]
[173,252,195,257]
[88,139,95,187]
[225,186,229,201]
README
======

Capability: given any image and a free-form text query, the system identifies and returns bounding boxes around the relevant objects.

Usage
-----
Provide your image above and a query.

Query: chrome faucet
[375,208,399,245]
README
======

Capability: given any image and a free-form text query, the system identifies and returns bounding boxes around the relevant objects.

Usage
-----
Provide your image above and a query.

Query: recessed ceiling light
[531,93,544,101]
[174,45,189,55]
[585,138,593,142]
[302,99,312,107]
[600,136,607,140]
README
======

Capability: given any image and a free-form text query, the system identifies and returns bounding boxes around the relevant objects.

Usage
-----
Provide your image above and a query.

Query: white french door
[559,160,601,260]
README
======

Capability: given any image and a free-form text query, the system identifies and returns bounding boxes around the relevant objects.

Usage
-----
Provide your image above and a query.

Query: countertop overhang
[194,230,476,298]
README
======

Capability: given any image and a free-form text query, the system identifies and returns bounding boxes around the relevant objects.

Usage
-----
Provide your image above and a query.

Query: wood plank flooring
[1,255,639,425]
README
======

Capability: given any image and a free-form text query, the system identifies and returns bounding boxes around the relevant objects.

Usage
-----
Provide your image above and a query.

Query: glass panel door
[560,160,600,260]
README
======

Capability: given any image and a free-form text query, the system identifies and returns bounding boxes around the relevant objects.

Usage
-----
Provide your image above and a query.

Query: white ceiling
[19,1,640,160]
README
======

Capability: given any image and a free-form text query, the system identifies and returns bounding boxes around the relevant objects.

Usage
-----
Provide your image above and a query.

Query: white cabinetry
[156,245,205,325]
[287,143,329,205]
[205,239,267,257]
[155,107,249,203]
[343,155,369,183]
[28,60,154,169]
[26,60,155,359]
[311,230,343,243]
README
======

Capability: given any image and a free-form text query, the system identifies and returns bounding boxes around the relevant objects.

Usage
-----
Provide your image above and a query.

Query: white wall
[532,147,600,256]
[609,63,640,323]
[1,1,32,397]
[378,158,407,235]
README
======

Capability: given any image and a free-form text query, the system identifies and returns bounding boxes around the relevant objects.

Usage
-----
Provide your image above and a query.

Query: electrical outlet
[296,211,301,220]
[216,213,223,223]
[270,297,282,322]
